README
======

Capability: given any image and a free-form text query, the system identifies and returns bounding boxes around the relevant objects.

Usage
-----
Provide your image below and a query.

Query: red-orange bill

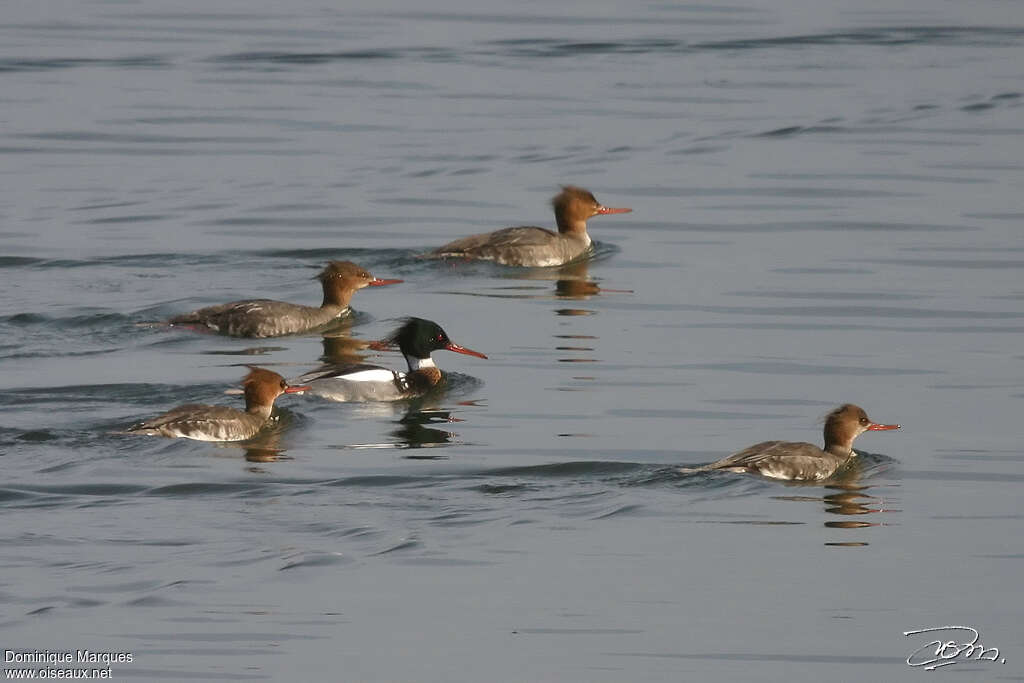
[368,278,403,286]
[596,206,632,215]
[284,385,311,394]
[867,423,900,431]
[445,343,487,359]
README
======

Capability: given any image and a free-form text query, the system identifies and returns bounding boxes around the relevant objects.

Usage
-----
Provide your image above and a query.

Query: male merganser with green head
[297,318,487,402]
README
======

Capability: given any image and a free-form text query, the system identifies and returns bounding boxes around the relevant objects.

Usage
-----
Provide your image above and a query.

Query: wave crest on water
[199,27,1024,70]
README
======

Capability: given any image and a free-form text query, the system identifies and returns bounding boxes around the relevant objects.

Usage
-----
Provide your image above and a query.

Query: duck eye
[859,418,869,424]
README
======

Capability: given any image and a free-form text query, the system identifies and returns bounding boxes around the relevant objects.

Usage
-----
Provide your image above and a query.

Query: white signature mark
[904,626,1006,670]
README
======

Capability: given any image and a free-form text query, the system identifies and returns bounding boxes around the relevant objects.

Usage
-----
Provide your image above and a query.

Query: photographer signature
[904,626,1006,670]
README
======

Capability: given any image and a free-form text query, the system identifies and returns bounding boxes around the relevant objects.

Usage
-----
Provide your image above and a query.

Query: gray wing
[170,300,268,321]
[168,299,318,337]
[123,404,264,441]
[688,441,842,481]
[705,441,809,469]
[169,299,277,331]
[429,226,558,256]
[124,404,238,431]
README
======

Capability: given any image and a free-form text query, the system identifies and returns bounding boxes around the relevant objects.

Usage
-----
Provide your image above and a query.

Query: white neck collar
[406,354,436,371]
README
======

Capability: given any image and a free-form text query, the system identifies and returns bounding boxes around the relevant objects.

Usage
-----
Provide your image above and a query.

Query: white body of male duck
[295,318,487,402]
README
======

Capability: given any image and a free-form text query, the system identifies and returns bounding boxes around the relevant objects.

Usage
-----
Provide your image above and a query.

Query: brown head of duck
[242,366,310,418]
[551,186,631,236]
[822,403,900,457]
[318,261,402,308]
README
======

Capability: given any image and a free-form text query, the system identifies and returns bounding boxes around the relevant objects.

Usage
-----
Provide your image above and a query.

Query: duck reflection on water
[772,455,900,547]
[391,405,465,454]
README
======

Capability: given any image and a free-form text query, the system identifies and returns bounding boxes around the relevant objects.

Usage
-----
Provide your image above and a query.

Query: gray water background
[1,0,1022,680]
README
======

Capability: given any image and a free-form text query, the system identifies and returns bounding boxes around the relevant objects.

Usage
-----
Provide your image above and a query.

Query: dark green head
[386,318,487,361]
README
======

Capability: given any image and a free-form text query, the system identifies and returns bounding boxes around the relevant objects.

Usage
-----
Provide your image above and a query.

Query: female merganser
[121,367,310,442]
[425,186,631,267]
[692,404,900,482]
[296,317,487,402]
[165,261,401,337]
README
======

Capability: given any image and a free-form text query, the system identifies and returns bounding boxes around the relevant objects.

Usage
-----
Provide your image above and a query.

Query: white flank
[172,429,236,442]
[332,368,396,383]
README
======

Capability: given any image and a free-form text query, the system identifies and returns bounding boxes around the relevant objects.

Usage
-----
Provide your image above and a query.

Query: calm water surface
[1,1,1022,681]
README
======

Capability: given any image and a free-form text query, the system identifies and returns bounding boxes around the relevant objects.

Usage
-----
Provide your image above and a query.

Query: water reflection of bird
[390,406,462,452]
[553,260,602,299]
[777,479,895,547]
[821,480,897,546]
[499,258,630,301]
[319,328,375,366]
[825,487,882,519]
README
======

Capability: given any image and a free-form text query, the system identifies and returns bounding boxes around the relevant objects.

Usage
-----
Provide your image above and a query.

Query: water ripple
[0,55,169,73]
